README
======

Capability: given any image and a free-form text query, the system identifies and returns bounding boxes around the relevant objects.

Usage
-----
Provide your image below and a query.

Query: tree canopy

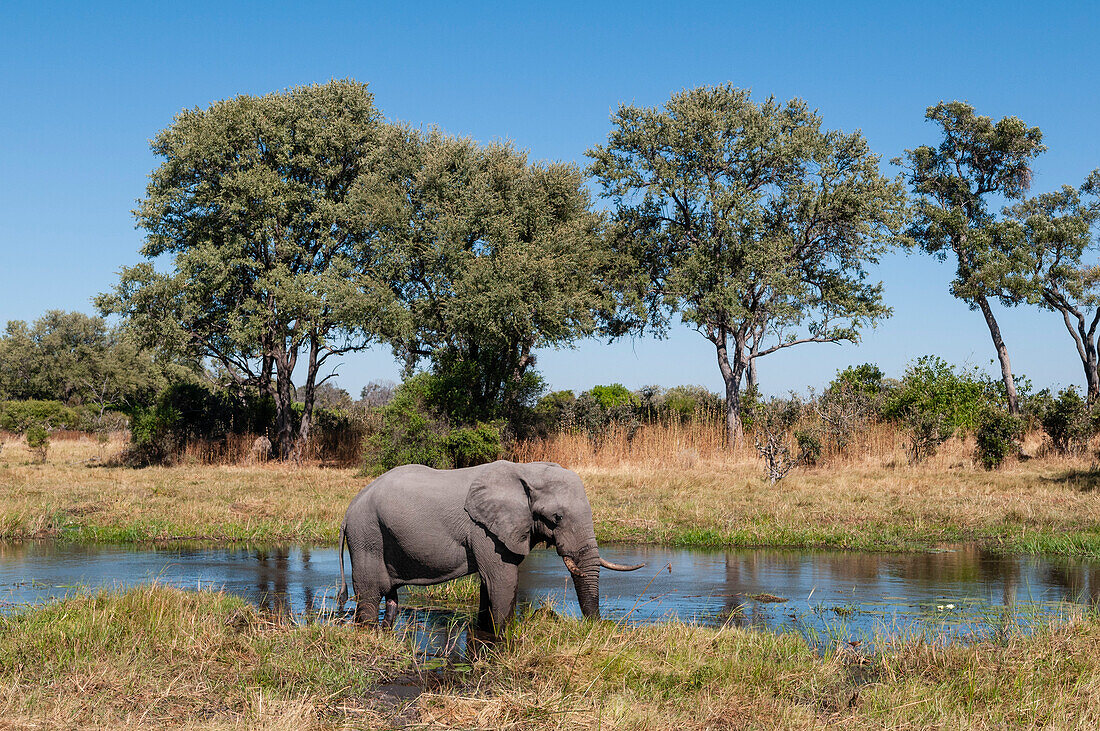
[588,84,906,445]
[896,101,1045,413]
[1000,170,1100,399]
[97,80,405,458]
[372,126,611,425]
[0,310,168,411]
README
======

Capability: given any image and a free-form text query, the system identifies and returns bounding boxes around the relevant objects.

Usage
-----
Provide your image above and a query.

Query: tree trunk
[1054,304,1100,404]
[975,295,1019,414]
[715,329,745,448]
[294,335,322,461]
[272,349,299,460]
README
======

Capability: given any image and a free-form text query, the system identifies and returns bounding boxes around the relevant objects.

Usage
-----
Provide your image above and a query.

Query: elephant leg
[382,588,399,628]
[477,570,518,636]
[350,551,384,626]
[476,578,492,630]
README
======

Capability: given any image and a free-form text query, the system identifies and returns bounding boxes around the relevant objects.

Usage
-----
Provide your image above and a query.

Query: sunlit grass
[3,585,1100,729]
[4,430,1100,557]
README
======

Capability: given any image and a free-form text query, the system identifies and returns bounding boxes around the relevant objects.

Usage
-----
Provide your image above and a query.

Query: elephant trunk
[571,553,600,619]
[560,542,600,620]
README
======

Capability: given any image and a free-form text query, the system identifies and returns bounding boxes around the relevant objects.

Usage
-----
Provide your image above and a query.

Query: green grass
[3,585,1100,729]
[6,437,1100,559]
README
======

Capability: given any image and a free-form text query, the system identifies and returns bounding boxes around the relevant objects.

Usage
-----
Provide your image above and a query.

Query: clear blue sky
[2,1,1099,397]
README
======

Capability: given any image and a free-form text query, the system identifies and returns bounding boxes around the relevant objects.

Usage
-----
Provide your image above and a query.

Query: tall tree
[896,101,1045,413]
[372,126,609,424]
[0,310,167,408]
[97,80,404,459]
[1000,171,1100,400]
[588,85,906,446]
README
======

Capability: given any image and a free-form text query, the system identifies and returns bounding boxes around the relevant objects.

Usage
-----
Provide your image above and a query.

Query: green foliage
[635,385,723,424]
[885,356,990,432]
[831,364,888,398]
[1035,387,1095,455]
[589,84,907,442]
[125,383,275,466]
[794,429,823,467]
[589,384,637,411]
[361,374,502,476]
[904,411,955,464]
[361,375,450,476]
[442,423,503,469]
[99,80,404,459]
[897,101,1046,409]
[999,171,1100,400]
[24,425,49,464]
[897,101,1045,303]
[974,407,1023,470]
[376,125,609,427]
[0,311,169,407]
[0,400,85,433]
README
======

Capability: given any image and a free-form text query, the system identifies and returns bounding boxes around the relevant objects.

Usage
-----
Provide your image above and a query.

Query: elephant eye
[552,512,564,525]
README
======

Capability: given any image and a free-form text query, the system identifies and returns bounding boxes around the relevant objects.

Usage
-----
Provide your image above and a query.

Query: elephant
[336,459,644,634]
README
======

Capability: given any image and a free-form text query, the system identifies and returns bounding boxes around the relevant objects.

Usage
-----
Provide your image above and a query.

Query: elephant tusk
[562,555,586,577]
[599,557,646,571]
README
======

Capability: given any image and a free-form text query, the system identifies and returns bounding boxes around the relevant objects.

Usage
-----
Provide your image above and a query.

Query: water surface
[2,541,1097,651]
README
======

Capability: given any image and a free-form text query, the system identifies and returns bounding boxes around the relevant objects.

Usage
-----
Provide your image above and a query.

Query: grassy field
[1,584,1098,729]
[3,433,1100,556]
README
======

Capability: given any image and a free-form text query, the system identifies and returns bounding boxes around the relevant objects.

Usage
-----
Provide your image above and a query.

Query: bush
[831,363,888,398]
[361,375,450,476]
[794,428,823,466]
[1037,387,1094,455]
[885,356,991,433]
[361,374,503,476]
[0,400,84,432]
[588,384,637,411]
[25,424,49,464]
[442,423,503,468]
[974,407,1023,469]
[903,409,954,464]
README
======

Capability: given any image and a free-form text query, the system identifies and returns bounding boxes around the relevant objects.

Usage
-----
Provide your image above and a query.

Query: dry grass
[3,428,1100,554]
[3,585,1100,729]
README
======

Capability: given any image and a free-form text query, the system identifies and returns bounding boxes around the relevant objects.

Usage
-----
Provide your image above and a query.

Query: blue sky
[2,1,1099,397]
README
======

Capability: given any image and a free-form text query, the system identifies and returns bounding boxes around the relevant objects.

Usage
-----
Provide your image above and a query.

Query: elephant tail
[336,521,348,608]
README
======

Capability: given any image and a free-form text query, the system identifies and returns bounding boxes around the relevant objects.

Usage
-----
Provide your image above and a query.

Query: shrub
[794,428,823,466]
[1037,387,1094,455]
[25,424,49,464]
[974,407,1023,470]
[360,374,503,476]
[361,375,450,476]
[831,363,887,398]
[0,400,84,432]
[442,422,503,468]
[903,409,954,463]
[588,383,637,411]
[885,356,991,433]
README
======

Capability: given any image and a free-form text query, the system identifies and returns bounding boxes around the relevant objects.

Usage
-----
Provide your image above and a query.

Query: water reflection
[1,541,1098,653]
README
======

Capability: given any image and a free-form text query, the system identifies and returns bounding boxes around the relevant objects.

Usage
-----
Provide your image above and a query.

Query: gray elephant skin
[337,459,643,633]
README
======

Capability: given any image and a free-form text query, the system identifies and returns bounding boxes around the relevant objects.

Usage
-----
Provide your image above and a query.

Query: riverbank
[3,437,1100,556]
[1,585,1097,729]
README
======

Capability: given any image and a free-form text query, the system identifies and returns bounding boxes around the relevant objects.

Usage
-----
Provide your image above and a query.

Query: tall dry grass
[513,418,977,470]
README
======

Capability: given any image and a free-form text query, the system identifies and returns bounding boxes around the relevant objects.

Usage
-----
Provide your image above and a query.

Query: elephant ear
[464,461,532,556]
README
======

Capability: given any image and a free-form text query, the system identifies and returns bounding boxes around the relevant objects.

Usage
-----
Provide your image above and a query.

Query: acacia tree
[98,80,404,459]
[1001,171,1100,400]
[896,101,1045,413]
[588,85,906,446]
[371,126,610,425]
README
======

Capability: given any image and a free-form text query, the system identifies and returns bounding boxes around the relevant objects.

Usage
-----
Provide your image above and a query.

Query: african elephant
[336,460,643,634]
